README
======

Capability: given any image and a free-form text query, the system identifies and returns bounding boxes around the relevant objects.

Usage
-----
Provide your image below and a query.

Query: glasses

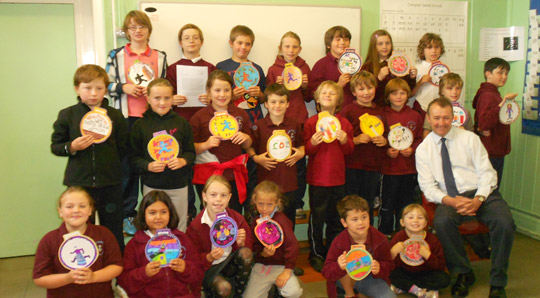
[182,35,201,41]
[128,25,148,31]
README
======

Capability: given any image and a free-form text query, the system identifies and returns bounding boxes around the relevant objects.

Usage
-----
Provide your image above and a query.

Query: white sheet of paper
[176,65,208,107]
[479,26,525,61]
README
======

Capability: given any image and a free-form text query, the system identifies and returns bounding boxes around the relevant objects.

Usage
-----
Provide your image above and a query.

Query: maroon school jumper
[322,226,394,298]
[33,223,123,298]
[472,82,511,158]
[166,58,216,121]
[309,52,355,107]
[251,212,298,269]
[118,229,204,298]
[389,230,446,273]
[251,115,304,193]
[361,60,416,108]
[266,55,312,123]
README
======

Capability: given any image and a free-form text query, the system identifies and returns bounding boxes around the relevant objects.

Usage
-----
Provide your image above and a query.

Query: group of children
[35,8,515,298]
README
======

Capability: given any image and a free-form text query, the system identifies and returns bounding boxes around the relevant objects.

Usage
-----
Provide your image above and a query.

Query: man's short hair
[427,97,453,116]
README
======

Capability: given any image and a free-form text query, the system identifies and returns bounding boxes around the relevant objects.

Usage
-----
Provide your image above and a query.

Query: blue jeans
[337,275,396,298]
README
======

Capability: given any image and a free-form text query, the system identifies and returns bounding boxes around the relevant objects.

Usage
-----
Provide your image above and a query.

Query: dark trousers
[345,168,380,224]
[196,181,243,215]
[283,191,297,231]
[185,165,197,217]
[202,247,253,298]
[308,185,345,259]
[489,157,505,188]
[379,174,417,235]
[84,184,125,252]
[433,190,515,286]
[390,267,450,291]
[122,116,140,218]
[294,156,307,209]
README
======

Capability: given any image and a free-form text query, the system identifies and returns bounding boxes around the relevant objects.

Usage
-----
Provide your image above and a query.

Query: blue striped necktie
[441,137,458,197]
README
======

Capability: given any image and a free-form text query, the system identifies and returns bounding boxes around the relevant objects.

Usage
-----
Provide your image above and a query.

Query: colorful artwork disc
[267,130,292,162]
[58,235,98,270]
[209,112,239,140]
[254,217,284,248]
[128,62,155,87]
[145,229,181,267]
[400,236,428,266]
[345,246,373,281]
[359,113,384,137]
[316,111,341,143]
[234,62,260,90]
[428,61,450,86]
[388,52,411,77]
[452,104,468,127]
[388,125,414,150]
[210,213,238,248]
[80,108,112,144]
[499,100,520,124]
[338,49,363,75]
[147,134,179,163]
[282,63,303,91]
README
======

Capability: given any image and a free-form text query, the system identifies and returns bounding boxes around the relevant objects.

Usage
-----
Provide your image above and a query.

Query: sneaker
[295,209,307,219]
[309,255,324,272]
[489,286,506,298]
[391,284,405,295]
[425,290,439,298]
[293,267,304,276]
[123,217,136,236]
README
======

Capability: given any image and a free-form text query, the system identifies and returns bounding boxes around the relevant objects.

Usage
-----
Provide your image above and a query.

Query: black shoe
[451,271,476,298]
[309,255,325,272]
[293,267,304,276]
[489,286,507,298]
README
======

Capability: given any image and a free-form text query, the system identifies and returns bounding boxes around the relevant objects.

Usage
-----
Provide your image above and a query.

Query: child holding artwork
[322,195,395,298]
[423,73,473,137]
[247,84,304,225]
[129,79,195,231]
[189,70,252,213]
[117,191,203,298]
[51,64,127,250]
[243,181,303,298]
[341,71,387,222]
[33,187,123,298]
[309,26,355,107]
[186,175,253,298]
[304,81,354,272]
[361,29,417,107]
[389,204,449,298]
[379,78,423,236]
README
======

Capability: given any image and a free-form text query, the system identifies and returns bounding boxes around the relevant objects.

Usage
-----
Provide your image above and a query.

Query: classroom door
[0,3,78,258]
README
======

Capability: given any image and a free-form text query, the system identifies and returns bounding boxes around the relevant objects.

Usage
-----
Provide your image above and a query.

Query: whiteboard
[140,2,361,73]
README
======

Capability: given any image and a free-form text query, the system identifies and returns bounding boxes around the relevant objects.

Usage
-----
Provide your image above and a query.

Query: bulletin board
[522,0,540,136]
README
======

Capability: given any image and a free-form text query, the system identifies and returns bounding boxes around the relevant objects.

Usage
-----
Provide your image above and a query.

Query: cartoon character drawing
[70,247,91,266]
[506,103,513,120]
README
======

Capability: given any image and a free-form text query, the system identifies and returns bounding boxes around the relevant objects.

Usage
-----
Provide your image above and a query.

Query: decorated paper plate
[388,123,414,150]
[345,245,373,281]
[399,235,428,266]
[147,132,179,163]
[234,62,260,90]
[266,130,292,162]
[128,62,155,87]
[210,212,238,248]
[145,229,182,267]
[338,48,363,75]
[80,107,112,144]
[388,52,411,77]
[58,233,98,270]
[428,61,450,86]
[254,216,284,248]
[499,100,520,124]
[209,111,239,140]
[317,111,341,143]
[359,113,384,137]
[282,63,303,91]
[452,103,468,127]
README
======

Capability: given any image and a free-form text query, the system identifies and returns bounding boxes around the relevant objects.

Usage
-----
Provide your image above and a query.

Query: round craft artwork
[388,125,414,150]
[254,217,284,249]
[499,100,520,124]
[388,52,411,77]
[267,130,292,162]
[58,235,98,270]
[317,111,341,143]
[399,237,428,266]
[345,246,373,281]
[128,62,155,87]
[145,229,182,267]
[338,49,362,75]
[359,113,384,138]
[234,62,260,90]
[210,214,238,248]
[452,104,468,127]
[80,108,112,144]
[282,63,303,91]
[428,61,450,86]
[147,134,179,163]
[209,112,239,140]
